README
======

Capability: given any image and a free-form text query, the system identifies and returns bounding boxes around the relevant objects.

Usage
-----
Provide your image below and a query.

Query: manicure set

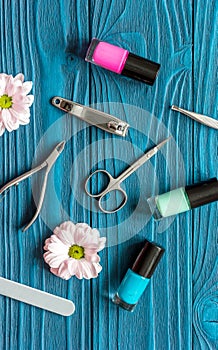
[0,37,217,315]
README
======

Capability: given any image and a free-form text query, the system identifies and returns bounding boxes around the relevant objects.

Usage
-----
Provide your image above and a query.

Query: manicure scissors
[0,141,66,231]
[85,137,170,214]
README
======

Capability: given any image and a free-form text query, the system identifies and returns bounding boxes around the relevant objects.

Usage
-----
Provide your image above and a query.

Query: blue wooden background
[0,0,217,349]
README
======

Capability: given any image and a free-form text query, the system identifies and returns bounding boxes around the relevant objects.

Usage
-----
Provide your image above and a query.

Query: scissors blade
[117,137,171,183]
[45,140,66,170]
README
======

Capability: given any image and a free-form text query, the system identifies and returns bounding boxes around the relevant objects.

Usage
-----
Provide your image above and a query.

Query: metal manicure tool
[0,277,75,316]
[85,137,171,214]
[0,141,66,231]
[51,96,129,137]
[171,105,218,130]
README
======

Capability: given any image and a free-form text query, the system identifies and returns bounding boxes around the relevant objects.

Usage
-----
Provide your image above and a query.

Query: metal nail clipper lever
[51,96,129,137]
[0,277,75,316]
[0,141,66,231]
[171,105,218,130]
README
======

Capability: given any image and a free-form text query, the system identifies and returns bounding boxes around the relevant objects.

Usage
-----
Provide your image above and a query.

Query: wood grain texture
[0,0,217,349]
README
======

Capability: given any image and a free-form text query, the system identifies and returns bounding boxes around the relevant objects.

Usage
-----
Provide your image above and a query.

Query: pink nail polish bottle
[85,38,160,85]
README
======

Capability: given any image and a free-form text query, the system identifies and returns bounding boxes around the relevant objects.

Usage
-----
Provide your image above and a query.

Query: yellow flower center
[0,94,13,109]
[68,245,84,259]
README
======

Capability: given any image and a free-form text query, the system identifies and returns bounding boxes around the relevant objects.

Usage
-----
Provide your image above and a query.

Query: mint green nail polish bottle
[147,178,218,219]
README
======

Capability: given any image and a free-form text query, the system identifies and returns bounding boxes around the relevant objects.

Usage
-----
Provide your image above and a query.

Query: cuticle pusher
[171,105,218,130]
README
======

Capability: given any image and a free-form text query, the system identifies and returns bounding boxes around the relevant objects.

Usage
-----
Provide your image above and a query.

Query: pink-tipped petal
[14,73,24,82]
[10,108,30,125]
[93,263,103,274]
[0,122,5,136]
[74,261,84,280]
[45,242,69,255]
[21,81,33,94]
[43,251,69,268]
[57,261,72,280]
[84,251,100,263]
[23,94,34,106]
[97,237,107,251]
[78,260,100,279]
[1,109,17,132]
[54,221,75,245]
[67,259,78,276]
[50,266,72,280]
[12,103,30,115]
[0,74,8,94]
[44,235,61,250]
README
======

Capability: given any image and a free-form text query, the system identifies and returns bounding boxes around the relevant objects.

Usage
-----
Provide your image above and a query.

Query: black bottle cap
[132,240,165,278]
[185,178,218,209]
[122,53,160,85]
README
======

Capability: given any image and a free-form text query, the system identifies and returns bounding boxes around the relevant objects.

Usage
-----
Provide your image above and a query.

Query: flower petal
[23,94,34,107]
[67,258,78,276]
[0,74,9,94]
[10,108,30,125]
[84,251,100,263]
[74,260,84,279]
[77,230,106,250]
[1,109,19,132]
[50,266,72,280]
[54,221,76,245]
[21,81,33,94]
[14,73,24,82]
[56,261,72,280]
[43,251,68,268]
[93,263,103,274]
[44,234,62,247]
[44,242,69,255]
[12,103,30,115]
[97,237,107,251]
[76,259,101,279]
[0,121,5,136]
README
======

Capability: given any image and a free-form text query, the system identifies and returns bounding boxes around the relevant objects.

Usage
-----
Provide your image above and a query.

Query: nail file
[0,277,75,316]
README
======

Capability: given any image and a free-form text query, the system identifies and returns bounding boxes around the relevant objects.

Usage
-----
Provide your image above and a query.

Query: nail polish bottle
[112,240,165,311]
[85,38,160,85]
[147,177,218,220]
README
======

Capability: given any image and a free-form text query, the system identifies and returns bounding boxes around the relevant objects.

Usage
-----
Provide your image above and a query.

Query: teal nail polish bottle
[112,240,165,312]
[147,178,218,220]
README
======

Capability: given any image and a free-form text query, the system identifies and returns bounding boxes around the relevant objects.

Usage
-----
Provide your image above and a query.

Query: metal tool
[85,137,171,213]
[171,105,218,130]
[51,96,129,137]
[0,141,66,231]
[0,277,75,316]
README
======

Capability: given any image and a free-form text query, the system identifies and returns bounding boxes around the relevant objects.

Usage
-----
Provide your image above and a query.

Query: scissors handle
[98,187,128,214]
[85,169,128,213]
[85,169,114,198]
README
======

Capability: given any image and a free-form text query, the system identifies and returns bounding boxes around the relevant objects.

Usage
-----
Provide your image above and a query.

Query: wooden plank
[89,1,193,349]
[192,1,218,349]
